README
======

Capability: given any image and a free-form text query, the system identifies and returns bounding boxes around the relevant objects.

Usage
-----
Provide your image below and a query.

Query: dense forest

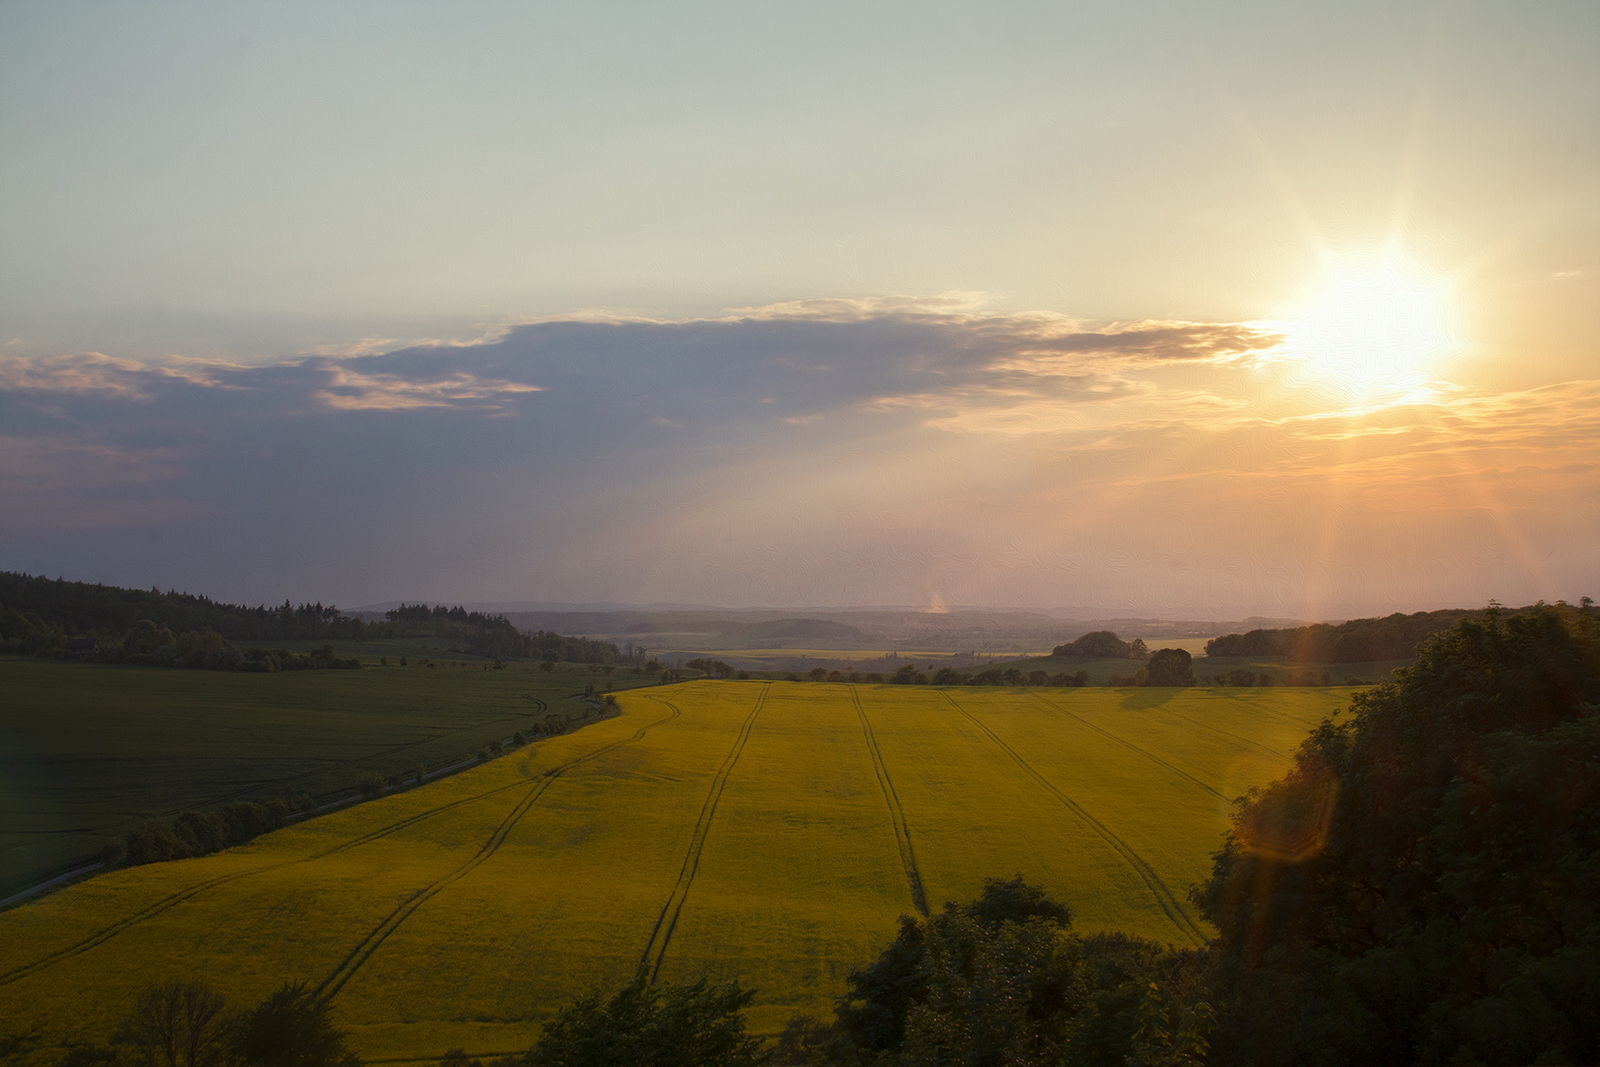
[0,572,620,664]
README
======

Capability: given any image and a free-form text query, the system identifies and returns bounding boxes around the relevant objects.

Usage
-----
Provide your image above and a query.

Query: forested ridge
[0,572,619,664]
[1201,604,1580,663]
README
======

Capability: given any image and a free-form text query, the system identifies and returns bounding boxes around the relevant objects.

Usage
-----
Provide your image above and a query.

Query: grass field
[0,680,1350,1062]
[0,658,627,896]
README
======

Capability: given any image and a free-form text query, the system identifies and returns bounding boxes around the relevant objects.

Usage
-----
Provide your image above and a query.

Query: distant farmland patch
[0,658,613,896]
[0,681,1349,1061]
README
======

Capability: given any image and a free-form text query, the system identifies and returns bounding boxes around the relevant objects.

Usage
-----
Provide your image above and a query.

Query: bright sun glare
[1278,249,1461,399]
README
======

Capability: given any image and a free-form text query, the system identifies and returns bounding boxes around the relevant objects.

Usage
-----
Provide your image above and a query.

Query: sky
[1,0,1596,620]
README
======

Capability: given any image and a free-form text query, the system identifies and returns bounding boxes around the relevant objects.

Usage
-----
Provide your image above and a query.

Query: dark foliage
[1140,648,1194,687]
[685,658,736,678]
[1199,605,1579,664]
[0,572,368,646]
[1196,602,1600,1065]
[525,973,764,1067]
[383,603,618,663]
[1051,632,1149,660]
[121,801,289,867]
[0,572,617,665]
[827,877,1208,1067]
[115,980,231,1067]
[233,982,360,1067]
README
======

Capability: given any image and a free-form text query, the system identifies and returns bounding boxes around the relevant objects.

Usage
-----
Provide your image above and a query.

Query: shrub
[527,974,763,1067]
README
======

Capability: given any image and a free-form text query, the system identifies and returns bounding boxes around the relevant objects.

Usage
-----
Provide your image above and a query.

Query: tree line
[15,979,363,1067]
[1200,601,1593,663]
[0,573,621,664]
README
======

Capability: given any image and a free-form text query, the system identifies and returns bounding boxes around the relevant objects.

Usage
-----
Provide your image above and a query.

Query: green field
[0,680,1348,1062]
[0,658,628,896]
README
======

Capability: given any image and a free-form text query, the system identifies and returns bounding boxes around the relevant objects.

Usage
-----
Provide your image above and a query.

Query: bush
[357,774,384,799]
[234,981,361,1067]
[527,974,764,1067]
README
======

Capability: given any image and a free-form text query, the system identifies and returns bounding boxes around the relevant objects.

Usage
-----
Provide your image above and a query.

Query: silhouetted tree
[1140,648,1194,687]
[232,982,359,1067]
[527,973,763,1067]
[115,980,231,1067]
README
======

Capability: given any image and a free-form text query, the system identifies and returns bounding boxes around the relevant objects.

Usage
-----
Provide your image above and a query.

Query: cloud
[0,299,1593,617]
[0,352,158,399]
[314,364,542,412]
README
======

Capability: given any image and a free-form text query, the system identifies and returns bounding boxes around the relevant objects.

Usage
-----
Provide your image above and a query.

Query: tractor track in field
[1027,693,1229,802]
[851,687,929,917]
[1157,708,1296,762]
[316,699,684,1000]
[639,685,769,982]
[0,781,517,987]
[0,701,669,989]
[942,694,1209,946]
[1225,694,1329,733]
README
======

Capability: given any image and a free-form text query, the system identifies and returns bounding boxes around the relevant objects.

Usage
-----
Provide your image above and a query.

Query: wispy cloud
[314,364,542,412]
[0,353,158,399]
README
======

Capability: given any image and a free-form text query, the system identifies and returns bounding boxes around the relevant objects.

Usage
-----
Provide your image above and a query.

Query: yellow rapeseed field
[0,681,1348,1061]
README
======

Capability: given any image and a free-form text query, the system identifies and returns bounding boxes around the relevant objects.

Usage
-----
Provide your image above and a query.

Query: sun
[1276,249,1461,398]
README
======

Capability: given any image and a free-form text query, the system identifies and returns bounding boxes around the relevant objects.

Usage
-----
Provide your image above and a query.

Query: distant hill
[1203,605,1584,664]
[726,618,866,641]
[0,573,619,663]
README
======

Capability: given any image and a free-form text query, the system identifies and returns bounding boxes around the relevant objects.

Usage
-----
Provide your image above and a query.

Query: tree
[829,877,1202,1066]
[1140,648,1193,687]
[233,982,360,1067]
[115,980,231,1067]
[1195,603,1600,1066]
[1051,631,1149,660]
[891,665,923,685]
[526,973,764,1067]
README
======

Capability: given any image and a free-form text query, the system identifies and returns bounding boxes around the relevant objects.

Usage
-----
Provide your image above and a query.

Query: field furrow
[1023,692,1230,801]
[640,686,769,979]
[940,692,1209,945]
[850,686,930,917]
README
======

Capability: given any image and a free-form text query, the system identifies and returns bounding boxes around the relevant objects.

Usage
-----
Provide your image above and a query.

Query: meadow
[0,680,1350,1062]
[0,658,621,897]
